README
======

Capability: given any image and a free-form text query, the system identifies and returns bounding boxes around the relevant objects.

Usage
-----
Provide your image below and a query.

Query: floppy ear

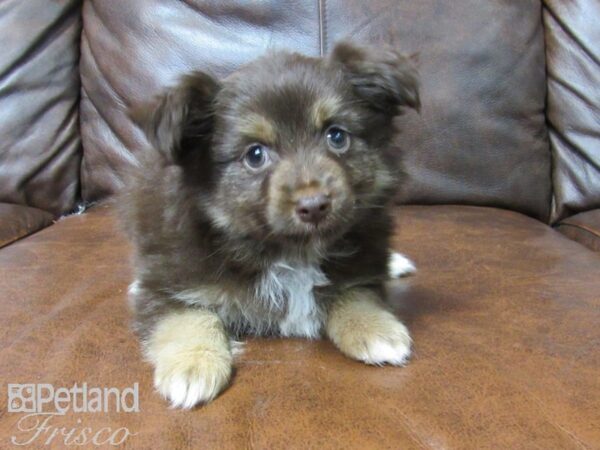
[330,41,420,115]
[132,71,221,164]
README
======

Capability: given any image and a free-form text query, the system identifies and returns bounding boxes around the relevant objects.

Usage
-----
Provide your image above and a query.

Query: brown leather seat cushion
[556,209,600,252]
[1,204,598,448]
[0,203,54,248]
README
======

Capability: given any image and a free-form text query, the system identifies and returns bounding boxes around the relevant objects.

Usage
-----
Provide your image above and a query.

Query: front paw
[354,320,411,366]
[327,291,412,366]
[146,310,233,409]
[153,347,232,409]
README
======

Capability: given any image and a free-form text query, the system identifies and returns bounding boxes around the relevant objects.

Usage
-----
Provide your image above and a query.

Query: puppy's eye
[326,126,351,154]
[243,144,271,171]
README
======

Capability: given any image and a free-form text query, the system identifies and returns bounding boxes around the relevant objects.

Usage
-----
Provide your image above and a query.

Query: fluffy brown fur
[120,41,420,408]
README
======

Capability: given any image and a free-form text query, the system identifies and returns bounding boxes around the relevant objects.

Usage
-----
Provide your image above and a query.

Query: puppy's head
[137,42,419,246]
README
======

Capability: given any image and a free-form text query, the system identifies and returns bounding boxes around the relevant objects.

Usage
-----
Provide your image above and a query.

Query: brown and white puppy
[121,42,419,409]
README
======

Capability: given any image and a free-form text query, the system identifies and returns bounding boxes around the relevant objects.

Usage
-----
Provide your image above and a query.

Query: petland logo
[8,383,139,414]
[7,383,139,446]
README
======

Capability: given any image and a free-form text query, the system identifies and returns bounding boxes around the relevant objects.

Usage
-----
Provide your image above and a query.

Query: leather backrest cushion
[79,0,322,203]
[0,0,82,216]
[325,1,552,220]
[544,0,600,223]
[80,0,552,220]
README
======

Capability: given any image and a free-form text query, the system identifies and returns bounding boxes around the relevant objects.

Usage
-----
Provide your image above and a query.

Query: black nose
[295,194,331,224]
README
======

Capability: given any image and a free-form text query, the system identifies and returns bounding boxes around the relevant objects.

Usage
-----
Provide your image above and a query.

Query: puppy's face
[140,42,419,246]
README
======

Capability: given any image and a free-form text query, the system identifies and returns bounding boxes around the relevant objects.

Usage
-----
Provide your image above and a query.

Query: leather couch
[1,1,599,448]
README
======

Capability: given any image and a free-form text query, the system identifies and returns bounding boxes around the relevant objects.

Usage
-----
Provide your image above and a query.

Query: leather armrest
[0,203,54,248]
[555,209,600,252]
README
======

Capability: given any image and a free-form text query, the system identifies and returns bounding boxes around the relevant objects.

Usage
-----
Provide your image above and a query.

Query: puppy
[121,42,419,409]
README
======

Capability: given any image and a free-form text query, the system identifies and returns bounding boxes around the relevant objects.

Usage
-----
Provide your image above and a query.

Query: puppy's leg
[326,287,411,365]
[144,308,233,409]
[388,251,416,279]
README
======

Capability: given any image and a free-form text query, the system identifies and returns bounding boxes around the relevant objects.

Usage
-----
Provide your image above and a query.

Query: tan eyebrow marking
[311,95,343,129]
[238,114,276,144]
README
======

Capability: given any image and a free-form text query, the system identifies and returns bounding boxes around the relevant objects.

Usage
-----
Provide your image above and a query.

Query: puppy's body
[122,42,419,408]
[125,162,394,340]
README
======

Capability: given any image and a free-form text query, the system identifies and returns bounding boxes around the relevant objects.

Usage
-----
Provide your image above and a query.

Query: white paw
[356,321,412,366]
[388,252,416,279]
[327,290,413,366]
[146,310,234,409]
[154,352,232,409]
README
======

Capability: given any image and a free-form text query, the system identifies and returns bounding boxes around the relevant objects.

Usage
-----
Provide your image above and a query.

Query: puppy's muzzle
[295,192,331,224]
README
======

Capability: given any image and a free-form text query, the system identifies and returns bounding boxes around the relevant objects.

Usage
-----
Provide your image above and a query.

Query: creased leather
[0,0,82,216]
[544,0,600,223]
[79,0,321,203]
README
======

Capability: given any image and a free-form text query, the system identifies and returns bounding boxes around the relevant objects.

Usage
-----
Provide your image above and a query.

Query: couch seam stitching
[318,0,327,56]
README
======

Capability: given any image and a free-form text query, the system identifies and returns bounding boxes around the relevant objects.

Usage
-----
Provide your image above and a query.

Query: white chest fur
[255,260,329,338]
